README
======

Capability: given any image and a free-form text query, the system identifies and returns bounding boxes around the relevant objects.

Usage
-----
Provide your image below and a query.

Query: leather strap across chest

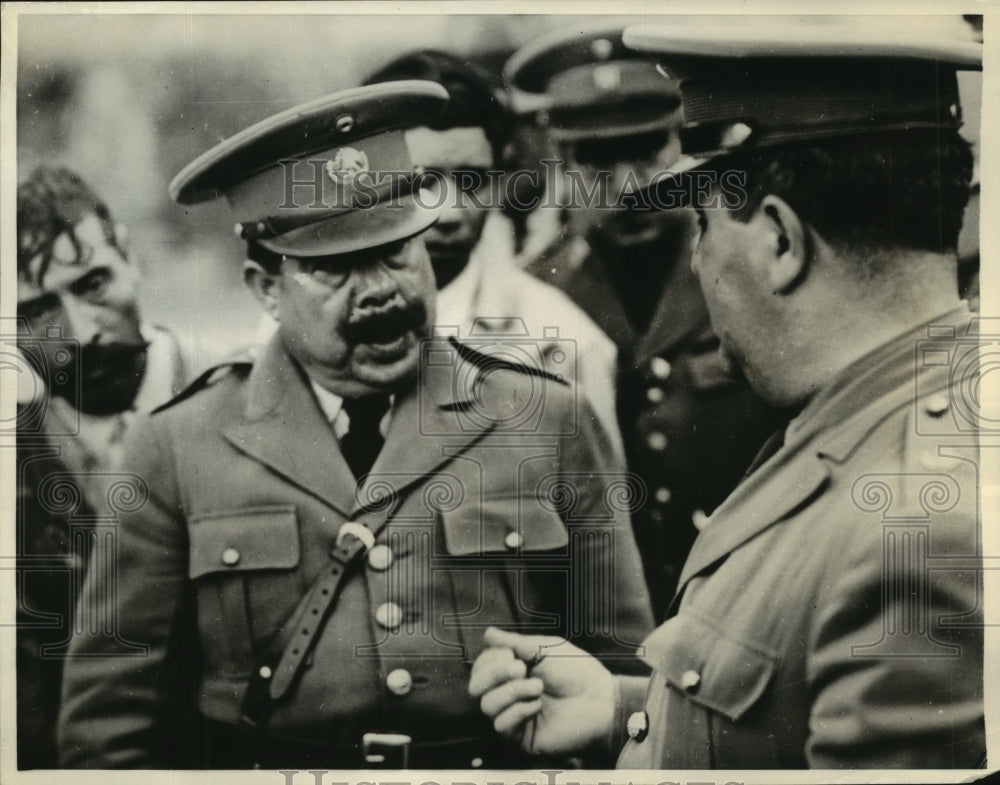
[240,513,388,730]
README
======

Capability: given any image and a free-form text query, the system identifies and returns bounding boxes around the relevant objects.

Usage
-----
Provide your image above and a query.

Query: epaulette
[152,359,253,414]
[448,336,568,386]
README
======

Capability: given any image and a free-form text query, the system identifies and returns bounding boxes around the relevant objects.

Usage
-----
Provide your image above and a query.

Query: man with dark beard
[17,166,187,479]
[15,166,186,768]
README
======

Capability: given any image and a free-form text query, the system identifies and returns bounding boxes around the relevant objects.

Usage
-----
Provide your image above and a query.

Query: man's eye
[75,269,112,299]
[20,299,58,323]
[380,241,411,268]
[307,267,350,288]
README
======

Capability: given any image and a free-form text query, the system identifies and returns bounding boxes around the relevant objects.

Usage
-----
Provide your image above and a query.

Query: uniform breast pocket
[188,506,302,677]
[439,498,570,646]
[643,611,779,768]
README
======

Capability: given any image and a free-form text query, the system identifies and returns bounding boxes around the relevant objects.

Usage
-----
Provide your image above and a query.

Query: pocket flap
[189,506,299,579]
[441,497,569,556]
[641,612,776,721]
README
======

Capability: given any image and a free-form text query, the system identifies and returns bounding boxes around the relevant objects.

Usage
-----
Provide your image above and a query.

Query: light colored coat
[615,306,984,768]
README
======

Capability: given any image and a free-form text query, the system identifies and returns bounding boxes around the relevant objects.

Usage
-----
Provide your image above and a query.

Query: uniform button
[258,665,273,680]
[646,386,665,404]
[504,531,523,550]
[681,669,701,693]
[385,668,413,696]
[221,547,241,567]
[626,711,649,742]
[375,602,403,630]
[647,431,668,451]
[368,544,393,571]
[471,757,484,768]
[692,509,710,530]
[650,358,672,380]
[925,393,950,416]
[654,487,672,504]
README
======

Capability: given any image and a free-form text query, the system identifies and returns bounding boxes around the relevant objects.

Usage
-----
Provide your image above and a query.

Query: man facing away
[471,20,985,769]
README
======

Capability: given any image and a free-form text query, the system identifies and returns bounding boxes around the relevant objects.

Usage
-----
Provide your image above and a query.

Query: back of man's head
[723,127,974,270]
[364,49,511,163]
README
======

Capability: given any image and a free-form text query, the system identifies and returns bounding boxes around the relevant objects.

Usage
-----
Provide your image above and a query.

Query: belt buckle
[362,732,411,768]
[335,521,375,553]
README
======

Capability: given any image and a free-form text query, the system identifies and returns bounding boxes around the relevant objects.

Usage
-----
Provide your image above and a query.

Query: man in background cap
[15,166,187,768]
[471,19,984,768]
[363,50,622,456]
[509,27,783,618]
[57,81,652,769]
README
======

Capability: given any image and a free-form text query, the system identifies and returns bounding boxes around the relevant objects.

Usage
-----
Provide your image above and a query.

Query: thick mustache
[346,301,427,343]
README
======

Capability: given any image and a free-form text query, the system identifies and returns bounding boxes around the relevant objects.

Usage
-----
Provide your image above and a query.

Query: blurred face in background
[405,126,493,289]
[17,211,147,414]
[564,127,691,248]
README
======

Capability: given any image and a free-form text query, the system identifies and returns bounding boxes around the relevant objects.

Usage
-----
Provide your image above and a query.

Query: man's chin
[597,215,664,248]
[717,344,746,382]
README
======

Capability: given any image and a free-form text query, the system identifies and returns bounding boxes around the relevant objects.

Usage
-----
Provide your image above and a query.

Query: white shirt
[309,379,393,440]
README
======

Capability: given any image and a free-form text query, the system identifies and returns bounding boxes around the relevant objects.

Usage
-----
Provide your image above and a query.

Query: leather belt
[203,721,538,769]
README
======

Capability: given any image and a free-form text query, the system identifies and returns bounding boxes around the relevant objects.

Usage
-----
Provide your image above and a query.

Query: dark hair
[364,49,512,163]
[725,127,974,257]
[18,165,117,284]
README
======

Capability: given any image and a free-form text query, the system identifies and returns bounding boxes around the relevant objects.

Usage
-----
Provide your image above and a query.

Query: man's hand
[468,627,616,756]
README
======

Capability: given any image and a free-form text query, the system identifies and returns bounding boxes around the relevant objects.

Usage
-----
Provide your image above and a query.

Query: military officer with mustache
[57,80,653,770]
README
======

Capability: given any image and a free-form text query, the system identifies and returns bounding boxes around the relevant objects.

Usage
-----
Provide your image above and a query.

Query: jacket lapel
[222,336,357,515]
[353,340,495,513]
[675,443,830,590]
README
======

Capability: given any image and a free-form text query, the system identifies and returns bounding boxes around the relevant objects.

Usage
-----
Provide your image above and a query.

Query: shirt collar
[309,379,345,424]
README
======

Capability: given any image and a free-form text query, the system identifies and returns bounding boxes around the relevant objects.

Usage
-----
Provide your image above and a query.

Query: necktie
[339,395,391,480]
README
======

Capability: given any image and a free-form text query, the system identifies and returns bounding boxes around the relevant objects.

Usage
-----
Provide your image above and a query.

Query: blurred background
[16,12,983,374]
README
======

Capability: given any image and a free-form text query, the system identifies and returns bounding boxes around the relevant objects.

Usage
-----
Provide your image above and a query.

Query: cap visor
[257,189,441,257]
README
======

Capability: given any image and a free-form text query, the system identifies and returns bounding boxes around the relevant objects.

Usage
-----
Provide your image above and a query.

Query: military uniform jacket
[613,305,984,768]
[527,233,782,617]
[57,335,653,768]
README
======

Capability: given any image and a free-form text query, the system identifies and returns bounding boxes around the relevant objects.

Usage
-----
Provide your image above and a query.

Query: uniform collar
[786,302,974,454]
[674,302,974,593]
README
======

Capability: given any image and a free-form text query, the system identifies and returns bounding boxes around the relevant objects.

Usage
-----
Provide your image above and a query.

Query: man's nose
[353,262,402,311]
[58,297,102,344]
[609,162,641,196]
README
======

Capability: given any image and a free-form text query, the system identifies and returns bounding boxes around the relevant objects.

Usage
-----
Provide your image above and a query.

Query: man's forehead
[20,212,112,294]
[405,126,493,167]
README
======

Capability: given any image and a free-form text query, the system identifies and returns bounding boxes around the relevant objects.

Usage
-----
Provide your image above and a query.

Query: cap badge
[325,147,370,186]
[593,64,622,92]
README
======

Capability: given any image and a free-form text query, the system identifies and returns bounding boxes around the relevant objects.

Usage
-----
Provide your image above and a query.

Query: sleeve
[805,483,984,768]
[57,414,196,768]
[558,394,655,675]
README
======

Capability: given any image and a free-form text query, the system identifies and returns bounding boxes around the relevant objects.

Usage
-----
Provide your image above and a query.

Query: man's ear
[758,194,808,294]
[243,260,281,321]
